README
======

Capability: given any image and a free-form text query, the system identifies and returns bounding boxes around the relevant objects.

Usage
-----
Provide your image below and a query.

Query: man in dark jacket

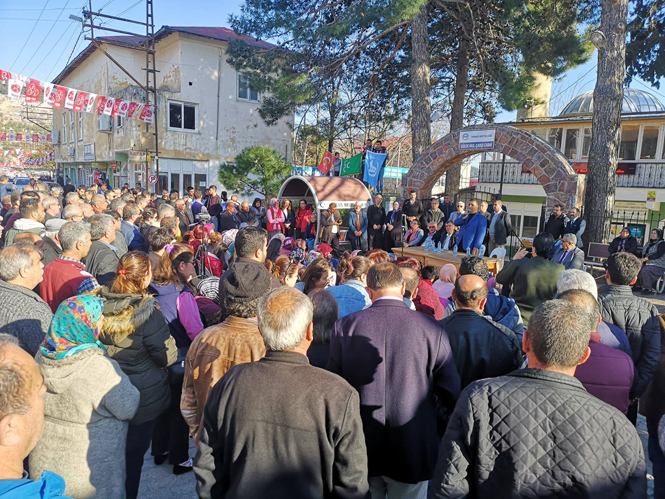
[366,194,386,251]
[441,275,522,389]
[83,214,120,286]
[195,287,370,499]
[218,202,239,233]
[402,190,423,228]
[440,194,455,221]
[488,199,511,254]
[328,262,461,495]
[430,299,647,498]
[543,203,569,240]
[559,289,634,414]
[421,198,445,232]
[598,252,660,420]
[435,221,458,251]
[496,232,564,325]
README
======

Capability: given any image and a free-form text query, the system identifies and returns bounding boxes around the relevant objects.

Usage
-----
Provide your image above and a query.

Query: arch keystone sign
[402,124,584,209]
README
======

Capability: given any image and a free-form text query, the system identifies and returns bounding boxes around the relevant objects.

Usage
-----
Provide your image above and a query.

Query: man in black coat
[488,199,512,254]
[435,221,458,251]
[430,299,647,498]
[543,203,569,240]
[218,202,239,233]
[598,252,660,422]
[441,275,522,389]
[328,262,460,495]
[195,287,370,499]
[402,190,424,228]
[440,194,455,221]
[366,194,386,251]
[82,214,120,286]
[421,198,445,232]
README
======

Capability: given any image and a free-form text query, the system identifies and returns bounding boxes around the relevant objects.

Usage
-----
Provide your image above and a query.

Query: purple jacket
[327,298,461,483]
[575,333,634,414]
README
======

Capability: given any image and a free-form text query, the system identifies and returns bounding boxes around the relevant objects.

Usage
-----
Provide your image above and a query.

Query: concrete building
[51,26,293,194]
[476,88,665,246]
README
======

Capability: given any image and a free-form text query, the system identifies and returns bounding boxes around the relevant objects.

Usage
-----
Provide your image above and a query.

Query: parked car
[10,177,31,192]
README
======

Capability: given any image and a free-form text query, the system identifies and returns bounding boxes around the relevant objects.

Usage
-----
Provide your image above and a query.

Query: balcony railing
[479,160,665,188]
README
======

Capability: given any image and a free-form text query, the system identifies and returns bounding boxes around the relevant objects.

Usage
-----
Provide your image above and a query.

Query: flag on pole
[340,153,362,176]
[363,151,387,188]
[317,150,335,175]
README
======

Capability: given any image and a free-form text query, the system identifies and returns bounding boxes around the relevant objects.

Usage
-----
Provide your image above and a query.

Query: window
[237,74,259,102]
[619,125,640,160]
[170,173,180,194]
[564,128,579,159]
[194,173,207,190]
[168,101,197,131]
[547,128,563,151]
[522,216,539,239]
[640,126,659,159]
[69,111,75,143]
[61,113,67,144]
[581,127,591,159]
[116,115,124,129]
[78,113,83,141]
[182,174,193,191]
[530,128,547,142]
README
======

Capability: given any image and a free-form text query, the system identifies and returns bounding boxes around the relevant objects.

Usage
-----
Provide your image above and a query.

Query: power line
[29,20,78,80]
[45,22,79,81]
[9,0,51,69]
[65,30,84,68]
[631,78,665,102]
[0,17,71,22]
[20,0,73,75]
[0,7,78,11]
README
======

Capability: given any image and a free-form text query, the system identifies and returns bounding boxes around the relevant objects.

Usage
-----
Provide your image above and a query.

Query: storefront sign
[129,150,147,164]
[83,143,95,161]
[647,191,657,202]
[459,129,496,150]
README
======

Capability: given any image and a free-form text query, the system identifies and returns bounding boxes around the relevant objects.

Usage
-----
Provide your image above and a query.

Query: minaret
[516,72,553,120]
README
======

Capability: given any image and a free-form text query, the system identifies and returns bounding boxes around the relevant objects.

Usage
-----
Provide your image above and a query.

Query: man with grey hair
[0,243,51,355]
[0,334,69,497]
[90,193,108,214]
[40,222,98,313]
[195,286,370,498]
[430,299,646,498]
[82,214,119,285]
[552,233,585,269]
[64,191,80,207]
[348,201,367,251]
[329,262,460,497]
[42,196,61,222]
[120,204,144,251]
[556,269,631,355]
[62,204,83,222]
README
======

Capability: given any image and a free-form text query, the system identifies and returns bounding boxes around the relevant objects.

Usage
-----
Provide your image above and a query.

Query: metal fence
[576,208,665,247]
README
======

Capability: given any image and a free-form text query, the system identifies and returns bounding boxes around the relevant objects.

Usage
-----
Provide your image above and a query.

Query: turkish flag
[139,105,154,123]
[24,80,42,104]
[126,102,141,117]
[317,150,335,175]
[111,99,122,117]
[52,86,67,109]
[73,92,87,112]
[95,96,107,116]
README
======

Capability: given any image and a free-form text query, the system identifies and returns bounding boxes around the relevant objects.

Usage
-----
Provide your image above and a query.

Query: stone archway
[402,124,584,208]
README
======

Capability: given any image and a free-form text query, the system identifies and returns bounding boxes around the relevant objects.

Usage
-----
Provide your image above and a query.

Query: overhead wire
[20,0,73,75]
[9,0,51,69]
[29,20,78,80]
[45,22,80,81]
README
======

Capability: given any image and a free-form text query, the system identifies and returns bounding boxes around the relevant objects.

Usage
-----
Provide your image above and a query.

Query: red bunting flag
[126,102,140,118]
[103,98,115,115]
[7,78,24,100]
[52,86,67,109]
[15,133,22,142]
[111,99,122,117]
[24,80,42,104]
[0,133,5,141]
[43,83,56,106]
[33,134,39,143]
[46,134,51,143]
[64,88,77,109]
[84,93,97,113]
[139,105,154,123]
[317,150,335,175]
[117,100,130,117]
[0,70,11,81]
[95,97,107,116]
[73,92,87,112]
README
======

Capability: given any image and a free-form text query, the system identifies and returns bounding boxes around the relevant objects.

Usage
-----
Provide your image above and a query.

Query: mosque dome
[559,88,665,116]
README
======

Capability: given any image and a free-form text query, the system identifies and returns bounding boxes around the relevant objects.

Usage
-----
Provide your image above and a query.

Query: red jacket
[295,207,312,233]
[414,279,445,321]
[40,257,97,312]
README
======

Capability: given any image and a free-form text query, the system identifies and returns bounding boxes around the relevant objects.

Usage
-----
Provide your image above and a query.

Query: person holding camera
[495,232,564,325]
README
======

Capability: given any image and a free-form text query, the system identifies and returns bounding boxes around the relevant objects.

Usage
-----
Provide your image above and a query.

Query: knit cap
[223,262,272,303]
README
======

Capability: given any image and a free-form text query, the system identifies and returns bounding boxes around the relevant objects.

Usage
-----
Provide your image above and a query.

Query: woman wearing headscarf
[251,198,266,228]
[433,264,457,302]
[29,296,140,499]
[266,198,285,239]
[636,228,665,293]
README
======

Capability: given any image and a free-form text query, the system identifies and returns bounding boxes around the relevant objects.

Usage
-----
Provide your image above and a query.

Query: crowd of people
[0,178,663,499]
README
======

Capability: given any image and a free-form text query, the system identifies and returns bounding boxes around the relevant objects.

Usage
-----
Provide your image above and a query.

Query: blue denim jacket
[327,279,372,318]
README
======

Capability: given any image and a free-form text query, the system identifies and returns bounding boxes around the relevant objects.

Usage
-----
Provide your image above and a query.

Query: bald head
[453,274,488,312]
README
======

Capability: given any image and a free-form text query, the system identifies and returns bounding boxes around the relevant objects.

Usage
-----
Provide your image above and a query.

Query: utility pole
[82,0,160,192]
[583,0,629,248]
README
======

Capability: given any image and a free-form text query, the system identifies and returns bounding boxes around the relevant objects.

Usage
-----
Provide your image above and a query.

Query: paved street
[139,441,197,498]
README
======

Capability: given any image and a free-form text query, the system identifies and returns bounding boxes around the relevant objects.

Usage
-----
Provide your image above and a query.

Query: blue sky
[1,0,663,120]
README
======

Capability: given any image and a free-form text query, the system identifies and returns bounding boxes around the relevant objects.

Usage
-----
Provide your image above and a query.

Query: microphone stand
[401,213,407,257]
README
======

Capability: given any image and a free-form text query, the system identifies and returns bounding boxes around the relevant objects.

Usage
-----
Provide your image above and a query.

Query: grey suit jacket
[552,246,585,270]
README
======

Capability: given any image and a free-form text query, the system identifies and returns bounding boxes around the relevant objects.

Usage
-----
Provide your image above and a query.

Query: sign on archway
[403,124,584,209]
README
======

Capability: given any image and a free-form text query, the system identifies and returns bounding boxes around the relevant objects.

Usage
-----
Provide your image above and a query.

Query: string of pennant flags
[0,150,54,167]
[1,69,155,124]
[0,132,52,144]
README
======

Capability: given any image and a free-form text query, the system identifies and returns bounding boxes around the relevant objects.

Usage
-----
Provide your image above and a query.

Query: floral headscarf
[41,296,106,360]
[289,247,305,262]
[222,228,239,247]
[303,250,322,266]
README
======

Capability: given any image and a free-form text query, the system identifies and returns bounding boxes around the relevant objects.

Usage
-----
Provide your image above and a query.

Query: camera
[195,207,211,222]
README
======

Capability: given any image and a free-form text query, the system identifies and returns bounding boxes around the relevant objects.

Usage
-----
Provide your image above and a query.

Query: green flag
[340,153,362,176]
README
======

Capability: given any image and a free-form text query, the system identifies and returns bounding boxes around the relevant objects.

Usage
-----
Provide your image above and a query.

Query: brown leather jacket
[181,316,266,438]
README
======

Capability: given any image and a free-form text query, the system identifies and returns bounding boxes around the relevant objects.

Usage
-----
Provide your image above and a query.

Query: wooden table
[392,246,503,276]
